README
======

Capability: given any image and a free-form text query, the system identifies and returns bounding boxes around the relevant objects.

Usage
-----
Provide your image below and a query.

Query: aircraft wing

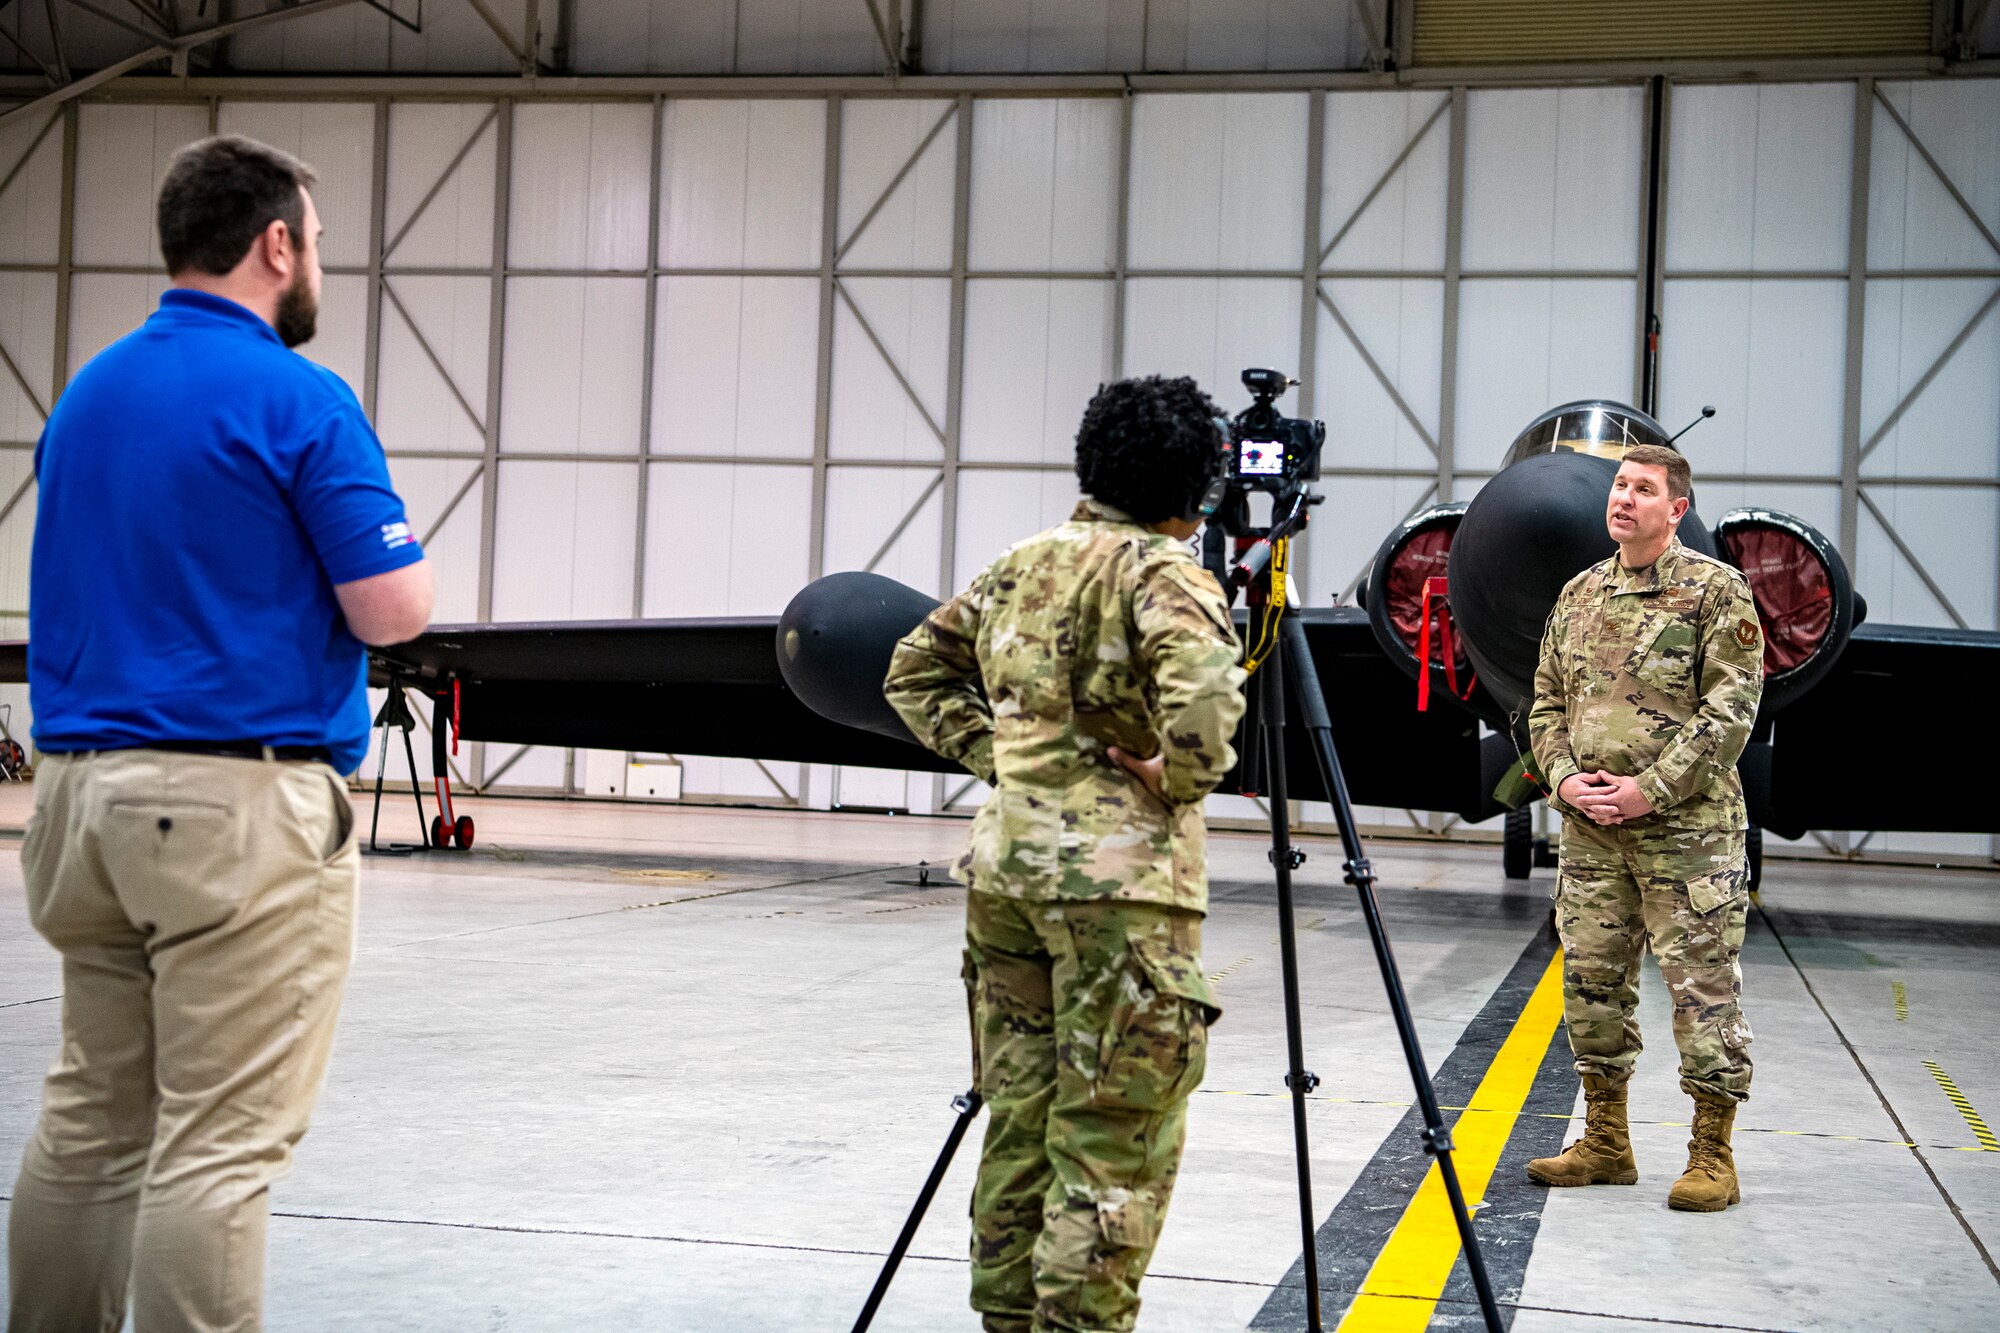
[364,610,1499,819]
[369,619,961,775]
[1749,622,2000,839]
[8,610,1990,840]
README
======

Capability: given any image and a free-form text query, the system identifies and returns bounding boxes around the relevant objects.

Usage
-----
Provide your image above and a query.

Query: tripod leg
[369,714,391,853]
[403,721,430,848]
[851,1090,984,1333]
[1278,615,1504,1333]
[1255,646,1326,1332]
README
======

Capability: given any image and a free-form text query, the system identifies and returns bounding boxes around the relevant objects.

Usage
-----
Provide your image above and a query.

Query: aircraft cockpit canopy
[1501,400,1672,469]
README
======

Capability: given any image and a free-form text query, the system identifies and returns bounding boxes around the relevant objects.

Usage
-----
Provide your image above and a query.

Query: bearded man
[11,135,431,1331]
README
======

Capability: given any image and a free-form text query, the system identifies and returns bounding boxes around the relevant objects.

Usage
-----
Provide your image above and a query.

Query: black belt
[143,740,335,764]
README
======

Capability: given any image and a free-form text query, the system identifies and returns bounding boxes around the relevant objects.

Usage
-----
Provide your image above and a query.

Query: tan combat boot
[1668,1092,1741,1212]
[1527,1074,1638,1187]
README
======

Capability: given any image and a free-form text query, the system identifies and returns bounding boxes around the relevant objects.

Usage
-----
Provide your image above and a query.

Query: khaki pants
[8,750,358,1333]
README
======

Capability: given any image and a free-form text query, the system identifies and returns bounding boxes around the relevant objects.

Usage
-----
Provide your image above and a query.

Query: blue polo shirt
[29,289,423,773]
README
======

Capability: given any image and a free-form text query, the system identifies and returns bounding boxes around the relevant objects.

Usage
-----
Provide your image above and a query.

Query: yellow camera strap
[1244,536,1288,675]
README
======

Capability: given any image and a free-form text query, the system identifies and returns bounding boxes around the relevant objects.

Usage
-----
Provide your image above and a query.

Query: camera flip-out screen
[1238,438,1287,476]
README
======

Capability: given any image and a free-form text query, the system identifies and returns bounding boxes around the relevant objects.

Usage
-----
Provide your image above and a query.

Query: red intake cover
[1387,529,1468,670]
[1721,526,1831,675]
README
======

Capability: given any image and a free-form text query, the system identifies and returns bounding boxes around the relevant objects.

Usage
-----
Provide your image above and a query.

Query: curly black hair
[1073,375,1224,523]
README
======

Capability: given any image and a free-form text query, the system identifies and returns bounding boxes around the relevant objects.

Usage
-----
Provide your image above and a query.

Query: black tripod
[1230,499,1503,1333]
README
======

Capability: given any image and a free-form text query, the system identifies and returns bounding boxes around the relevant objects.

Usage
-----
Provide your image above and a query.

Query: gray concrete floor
[2,787,1996,1330]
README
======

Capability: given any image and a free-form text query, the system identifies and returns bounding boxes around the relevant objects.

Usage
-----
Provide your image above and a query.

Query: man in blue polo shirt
[10,135,432,1333]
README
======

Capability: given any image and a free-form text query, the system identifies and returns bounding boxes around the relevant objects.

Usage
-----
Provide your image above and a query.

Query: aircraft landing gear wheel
[1747,824,1762,892]
[454,815,475,851]
[1503,806,1533,880]
[430,814,446,849]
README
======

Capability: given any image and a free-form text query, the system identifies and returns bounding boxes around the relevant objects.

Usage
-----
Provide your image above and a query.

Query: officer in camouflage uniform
[884,375,1246,1332]
[1525,443,1764,1213]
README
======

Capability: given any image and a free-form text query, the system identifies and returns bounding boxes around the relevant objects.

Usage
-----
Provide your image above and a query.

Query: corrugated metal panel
[1414,0,1933,66]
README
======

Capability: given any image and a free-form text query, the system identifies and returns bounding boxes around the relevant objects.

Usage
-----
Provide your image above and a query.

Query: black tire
[1503,805,1533,880]
[1746,824,1763,893]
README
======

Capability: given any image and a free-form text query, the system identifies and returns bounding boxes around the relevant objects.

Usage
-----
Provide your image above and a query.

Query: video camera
[1220,367,1325,499]
[1203,369,1328,598]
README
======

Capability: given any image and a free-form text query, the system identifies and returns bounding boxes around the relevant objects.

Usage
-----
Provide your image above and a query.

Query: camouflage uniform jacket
[883,498,1247,913]
[1528,537,1764,829]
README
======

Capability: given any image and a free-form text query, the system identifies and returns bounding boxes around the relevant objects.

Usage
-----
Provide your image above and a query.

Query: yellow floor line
[1893,981,1909,1022]
[1336,951,1567,1332]
[1925,1061,2000,1152]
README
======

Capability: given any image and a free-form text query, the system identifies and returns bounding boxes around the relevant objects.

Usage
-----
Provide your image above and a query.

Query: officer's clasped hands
[1561,770,1656,826]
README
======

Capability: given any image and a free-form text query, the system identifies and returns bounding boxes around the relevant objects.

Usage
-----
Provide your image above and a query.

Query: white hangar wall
[0,78,1995,856]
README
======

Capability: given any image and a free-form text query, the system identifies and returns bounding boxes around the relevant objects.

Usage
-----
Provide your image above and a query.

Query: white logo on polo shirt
[381,521,413,550]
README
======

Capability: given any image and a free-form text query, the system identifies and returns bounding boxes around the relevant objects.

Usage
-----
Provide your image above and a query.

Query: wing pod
[776,571,942,745]
[1712,508,1859,715]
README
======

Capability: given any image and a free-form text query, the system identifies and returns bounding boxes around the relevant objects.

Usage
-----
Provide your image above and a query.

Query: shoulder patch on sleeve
[1734,618,1759,650]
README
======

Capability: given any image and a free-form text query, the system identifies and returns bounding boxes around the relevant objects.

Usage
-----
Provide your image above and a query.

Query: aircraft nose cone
[1447,452,1623,722]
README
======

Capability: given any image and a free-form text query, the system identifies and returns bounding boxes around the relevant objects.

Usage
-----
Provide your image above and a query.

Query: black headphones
[1182,417,1231,523]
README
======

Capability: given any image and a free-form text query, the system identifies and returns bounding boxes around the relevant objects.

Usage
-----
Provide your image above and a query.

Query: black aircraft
[10,402,1989,879]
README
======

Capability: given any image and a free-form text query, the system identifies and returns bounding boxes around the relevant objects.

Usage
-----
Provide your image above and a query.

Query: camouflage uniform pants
[961,891,1217,1333]
[1556,816,1753,1102]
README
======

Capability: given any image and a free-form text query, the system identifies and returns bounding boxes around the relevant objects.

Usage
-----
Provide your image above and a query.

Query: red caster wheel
[453,815,475,851]
[430,814,446,848]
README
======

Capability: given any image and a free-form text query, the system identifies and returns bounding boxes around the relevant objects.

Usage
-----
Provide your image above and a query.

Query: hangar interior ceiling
[0,2,1995,862]
[1,0,1997,81]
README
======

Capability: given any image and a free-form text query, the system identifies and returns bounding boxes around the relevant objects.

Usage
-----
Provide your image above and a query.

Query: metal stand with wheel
[365,675,475,854]
[0,704,28,781]
[367,674,430,855]
[428,684,475,851]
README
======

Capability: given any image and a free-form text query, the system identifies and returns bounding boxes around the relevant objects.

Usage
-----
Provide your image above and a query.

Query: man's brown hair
[1621,443,1691,500]
[157,135,318,277]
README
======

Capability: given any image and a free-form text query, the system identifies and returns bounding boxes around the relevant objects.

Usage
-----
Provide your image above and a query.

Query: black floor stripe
[1432,963,1574,1331]
[1251,922,1568,1331]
